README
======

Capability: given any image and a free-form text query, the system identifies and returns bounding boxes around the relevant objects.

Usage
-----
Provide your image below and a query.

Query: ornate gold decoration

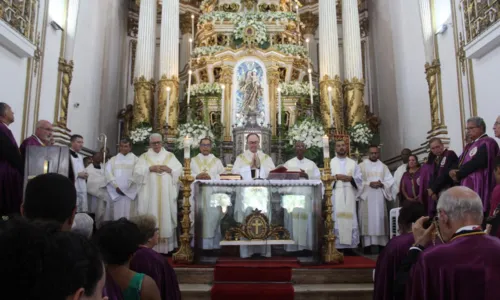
[258,3,279,12]
[268,66,280,136]
[460,0,500,44]
[425,59,444,131]
[291,69,300,81]
[199,69,208,82]
[321,158,343,264]
[359,16,369,38]
[343,77,366,128]
[180,13,192,35]
[300,11,319,36]
[320,75,343,130]
[173,159,195,264]
[132,76,155,127]
[365,105,380,134]
[157,75,179,136]
[56,58,74,128]
[118,104,134,138]
[242,0,256,10]
[128,15,138,37]
[200,0,217,13]
[33,32,42,75]
[224,209,291,241]
[0,0,38,42]
[220,66,233,141]
[457,32,466,76]
[216,3,241,12]
[130,40,137,85]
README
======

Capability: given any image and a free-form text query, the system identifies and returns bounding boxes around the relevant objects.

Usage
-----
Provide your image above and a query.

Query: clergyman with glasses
[20,120,53,161]
[449,117,499,218]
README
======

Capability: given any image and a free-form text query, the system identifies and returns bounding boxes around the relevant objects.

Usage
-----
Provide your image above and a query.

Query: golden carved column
[268,66,280,136]
[342,0,366,128]
[425,60,441,130]
[56,59,74,128]
[157,0,179,134]
[132,0,156,127]
[220,66,233,141]
[320,75,344,131]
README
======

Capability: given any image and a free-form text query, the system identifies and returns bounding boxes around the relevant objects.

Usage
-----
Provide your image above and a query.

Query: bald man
[494,115,500,139]
[20,120,53,161]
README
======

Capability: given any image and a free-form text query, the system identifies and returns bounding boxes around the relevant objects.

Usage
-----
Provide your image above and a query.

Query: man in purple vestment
[403,187,500,300]
[450,117,499,214]
[494,115,500,139]
[373,201,425,300]
[130,215,181,300]
[19,120,53,162]
[0,103,23,217]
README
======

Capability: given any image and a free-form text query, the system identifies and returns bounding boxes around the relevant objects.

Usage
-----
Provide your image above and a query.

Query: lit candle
[327,86,333,128]
[189,38,193,55]
[43,160,49,174]
[277,87,282,125]
[191,14,195,39]
[220,84,225,124]
[295,4,299,15]
[187,70,192,106]
[166,86,171,126]
[322,135,330,159]
[183,135,192,159]
[308,68,313,105]
[305,38,310,54]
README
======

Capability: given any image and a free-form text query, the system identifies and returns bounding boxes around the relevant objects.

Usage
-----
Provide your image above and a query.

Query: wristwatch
[411,243,425,251]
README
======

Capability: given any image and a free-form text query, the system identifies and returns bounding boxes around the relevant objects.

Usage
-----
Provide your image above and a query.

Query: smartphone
[423,216,438,229]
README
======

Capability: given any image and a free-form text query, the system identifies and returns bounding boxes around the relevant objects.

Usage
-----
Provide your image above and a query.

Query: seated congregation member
[373,201,425,300]
[93,218,161,300]
[21,173,77,231]
[72,212,95,238]
[130,215,181,300]
[406,187,500,299]
[0,217,106,300]
[399,155,421,204]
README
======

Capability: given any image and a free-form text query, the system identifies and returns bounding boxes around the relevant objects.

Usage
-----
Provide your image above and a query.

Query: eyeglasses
[465,126,478,131]
[200,144,211,147]
[150,141,162,145]
[248,141,259,145]
[41,127,53,132]
[494,122,500,126]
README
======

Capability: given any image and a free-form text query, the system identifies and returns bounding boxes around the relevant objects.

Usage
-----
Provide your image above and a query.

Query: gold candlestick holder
[173,158,195,264]
[321,158,344,264]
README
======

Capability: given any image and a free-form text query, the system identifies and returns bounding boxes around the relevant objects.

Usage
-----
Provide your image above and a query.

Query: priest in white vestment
[86,152,111,227]
[70,134,88,212]
[232,133,276,257]
[191,137,225,249]
[282,141,320,251]
[391,148,412,207]
[330,140,363,250]
[133,133,183,254]
[106,138,138,220]
[358,146,394,249]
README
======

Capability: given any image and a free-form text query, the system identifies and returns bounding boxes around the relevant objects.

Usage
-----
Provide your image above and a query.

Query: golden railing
[0,0,38,43]
[460,0,500,44]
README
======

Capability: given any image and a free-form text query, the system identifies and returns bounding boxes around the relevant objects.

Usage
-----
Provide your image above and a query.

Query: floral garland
[187,83,223,97]
[275,44,308,57]
[129,125,152,145]
[279,81,318,97]
[176,123,215,150]
[348,123,374,147]
[287,119,325,149]
[198,11,298,25]
[234,18,268,45]
[192,46,226,57]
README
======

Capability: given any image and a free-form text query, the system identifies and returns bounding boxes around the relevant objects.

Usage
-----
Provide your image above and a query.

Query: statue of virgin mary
[239,70,263,115]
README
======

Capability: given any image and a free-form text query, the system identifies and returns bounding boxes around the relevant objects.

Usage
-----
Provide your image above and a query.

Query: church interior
[1,0,500,299]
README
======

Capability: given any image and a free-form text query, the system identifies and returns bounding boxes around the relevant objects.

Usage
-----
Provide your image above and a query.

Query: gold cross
[251,219,264,234]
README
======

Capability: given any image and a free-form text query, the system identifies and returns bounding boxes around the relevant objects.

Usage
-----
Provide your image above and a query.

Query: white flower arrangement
[176,123,215,149]
[275,44,308,57]
[130,126,152,145]
[279,81,318,97]
[234,18,268,45]
[348,123,374,146]
[287,119,325,149]
[187,83,223,97]
[192,46,226,57]
[198,12,298,25]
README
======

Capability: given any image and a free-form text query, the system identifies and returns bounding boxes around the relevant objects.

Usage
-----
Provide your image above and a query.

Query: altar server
[106,138,139,220]
[232,133,275,179]
[86,152,111,227]
[358,145,394,250]
[134,133,182,254]
[331,140,363,251]
[70,134,88,212]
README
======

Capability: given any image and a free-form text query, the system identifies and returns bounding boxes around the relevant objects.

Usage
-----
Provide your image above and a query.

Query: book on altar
[268,166,301,180]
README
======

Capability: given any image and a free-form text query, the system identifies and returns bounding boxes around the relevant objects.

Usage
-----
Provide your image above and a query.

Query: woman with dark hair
[373,201,425,300]
[399,155,422,204]
[93,218,161,300]
[130,215,181,300]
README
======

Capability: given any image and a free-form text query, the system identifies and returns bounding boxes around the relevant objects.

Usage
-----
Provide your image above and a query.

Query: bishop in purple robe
[19,120,52,162]
[0,103,23,217]
[450,117,499,214]
[373,201,425,300]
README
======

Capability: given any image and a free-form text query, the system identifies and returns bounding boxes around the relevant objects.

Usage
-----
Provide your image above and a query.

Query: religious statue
[240,70,263,115]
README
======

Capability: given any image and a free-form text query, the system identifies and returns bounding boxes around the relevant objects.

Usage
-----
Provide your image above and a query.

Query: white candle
[305,38,310,54]
[184,135,192,159]
[277,87,282,125]
[322,135,330,158]
[189,38,193,55]
[327,86,333,127]
[191,14,195,39]
[166,86,171,126]
[295,4,299,15]
[187,70,192,106]
[308,68,313,106]
[220,84,225,124]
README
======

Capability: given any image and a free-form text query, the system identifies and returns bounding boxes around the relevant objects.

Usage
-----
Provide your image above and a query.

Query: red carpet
[211,283,294,300]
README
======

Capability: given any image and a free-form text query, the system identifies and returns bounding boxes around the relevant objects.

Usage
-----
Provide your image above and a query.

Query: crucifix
[251,219,264,235]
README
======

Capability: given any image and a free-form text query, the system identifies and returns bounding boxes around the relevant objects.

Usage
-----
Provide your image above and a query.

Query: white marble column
[342,0,365,128]
[157,0,180,133]
[418,0,435,63]
[319,0,342,130]
[179,13,192,73]
[132,0,157,126]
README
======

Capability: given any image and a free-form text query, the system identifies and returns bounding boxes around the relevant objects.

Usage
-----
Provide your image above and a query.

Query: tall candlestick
[166,86,171,126]
[183,135,192,159]
[306,38,310,54]
[277,87,282,125]
[327,86,333,127]
[191,14,195,40]
[220,84,225,124]
[308,68,314,105]
[187,70,192,106]
[322,135,330,158]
